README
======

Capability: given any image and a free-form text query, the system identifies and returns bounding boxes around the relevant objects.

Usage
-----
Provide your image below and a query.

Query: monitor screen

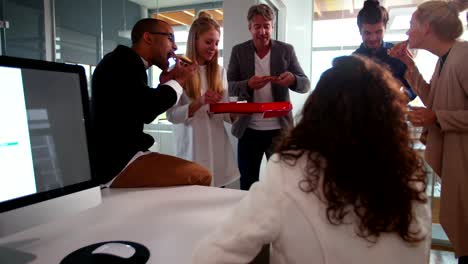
[0,56,100,236]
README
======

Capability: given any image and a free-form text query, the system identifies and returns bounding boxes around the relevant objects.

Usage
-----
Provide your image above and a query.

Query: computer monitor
[0,56,101,237]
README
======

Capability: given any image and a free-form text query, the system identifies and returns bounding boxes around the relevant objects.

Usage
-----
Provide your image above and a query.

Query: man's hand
[229,113,239,123]
[408,106,437,127]
[159,68,174,84]
[160,57,198,88]
[248,75,274,90]
[272,71,295,87]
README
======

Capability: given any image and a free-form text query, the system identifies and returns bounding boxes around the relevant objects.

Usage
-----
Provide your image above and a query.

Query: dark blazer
[227,40,310,138]
[91,45,177,184]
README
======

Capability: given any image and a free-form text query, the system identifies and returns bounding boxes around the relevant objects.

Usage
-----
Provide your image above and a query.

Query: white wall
[221,0,258,185]
[222,0,257,70]
[281,0,313,117]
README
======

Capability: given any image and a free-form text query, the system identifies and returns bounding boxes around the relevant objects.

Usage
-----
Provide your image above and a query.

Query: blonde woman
[390,1,468,262]
[167,13,239,187]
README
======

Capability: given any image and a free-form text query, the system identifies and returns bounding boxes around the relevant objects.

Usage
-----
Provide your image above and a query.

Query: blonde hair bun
[197,11,213,19]
[449,0,468,12]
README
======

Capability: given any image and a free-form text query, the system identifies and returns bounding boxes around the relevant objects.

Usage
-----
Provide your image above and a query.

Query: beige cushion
[110,152,212,188]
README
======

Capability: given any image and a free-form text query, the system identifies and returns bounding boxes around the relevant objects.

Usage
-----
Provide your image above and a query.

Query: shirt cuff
[163,80,183,104]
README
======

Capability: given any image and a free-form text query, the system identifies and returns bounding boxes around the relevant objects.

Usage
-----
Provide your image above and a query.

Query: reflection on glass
[2,0,45,59]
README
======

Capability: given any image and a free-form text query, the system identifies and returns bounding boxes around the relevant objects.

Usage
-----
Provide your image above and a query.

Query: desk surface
[0,186,246,263]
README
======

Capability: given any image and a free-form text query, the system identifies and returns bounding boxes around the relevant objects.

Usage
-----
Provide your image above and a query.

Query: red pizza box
[209,102,292,118]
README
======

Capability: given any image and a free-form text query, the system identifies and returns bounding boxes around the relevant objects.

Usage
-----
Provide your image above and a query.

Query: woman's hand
[201,90,223,104]
[408,106,437,127]
[388,41,415,69]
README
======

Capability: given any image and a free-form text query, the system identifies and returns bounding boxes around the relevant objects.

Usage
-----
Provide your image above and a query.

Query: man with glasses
[91,18,198,185]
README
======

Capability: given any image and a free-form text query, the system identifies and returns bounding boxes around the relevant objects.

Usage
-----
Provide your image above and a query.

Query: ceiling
[128,0,217,9]
[152,9,224,26]
[129,0,424,10]
[313,0,425,20]
[128,0,425,26]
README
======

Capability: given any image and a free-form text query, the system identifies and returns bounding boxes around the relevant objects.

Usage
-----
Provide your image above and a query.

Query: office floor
[430,250,457,264]
[430,197,456,264]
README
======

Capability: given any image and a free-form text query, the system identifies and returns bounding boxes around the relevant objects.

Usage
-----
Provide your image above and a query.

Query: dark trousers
[238,128,281,191]
[460,256,468,264]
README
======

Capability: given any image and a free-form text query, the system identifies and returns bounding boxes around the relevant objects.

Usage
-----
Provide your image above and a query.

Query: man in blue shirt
[354,0,416,101]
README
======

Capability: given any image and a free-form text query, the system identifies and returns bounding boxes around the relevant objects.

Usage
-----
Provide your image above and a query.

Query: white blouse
[166,65,239,187]
[192,153,431,264]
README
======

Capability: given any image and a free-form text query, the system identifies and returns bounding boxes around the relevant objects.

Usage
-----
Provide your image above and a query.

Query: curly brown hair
[276,55,427,243]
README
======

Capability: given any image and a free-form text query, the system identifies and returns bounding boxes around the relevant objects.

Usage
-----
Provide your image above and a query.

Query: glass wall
[0,0,224,156]
[55,0,100,65]
[54,0,142,95]
[0,0,146,95]
[0,0,45,59]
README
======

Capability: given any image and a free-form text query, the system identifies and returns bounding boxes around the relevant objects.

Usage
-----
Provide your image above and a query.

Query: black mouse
[60,240,150,264]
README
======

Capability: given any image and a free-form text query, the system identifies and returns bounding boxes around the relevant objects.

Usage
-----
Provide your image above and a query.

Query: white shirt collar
[140,57,150,69]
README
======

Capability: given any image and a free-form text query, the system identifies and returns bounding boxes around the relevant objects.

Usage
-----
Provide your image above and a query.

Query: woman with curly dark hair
[193,55,431,264]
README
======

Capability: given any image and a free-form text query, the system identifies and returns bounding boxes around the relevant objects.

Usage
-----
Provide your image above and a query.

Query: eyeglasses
[147,32,175,43]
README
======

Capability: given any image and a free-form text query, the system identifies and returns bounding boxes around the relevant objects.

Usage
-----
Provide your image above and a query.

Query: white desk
[0,186,246,263]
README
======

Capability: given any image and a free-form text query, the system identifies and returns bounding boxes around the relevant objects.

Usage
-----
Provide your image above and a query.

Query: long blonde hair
[185,12,223,100]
